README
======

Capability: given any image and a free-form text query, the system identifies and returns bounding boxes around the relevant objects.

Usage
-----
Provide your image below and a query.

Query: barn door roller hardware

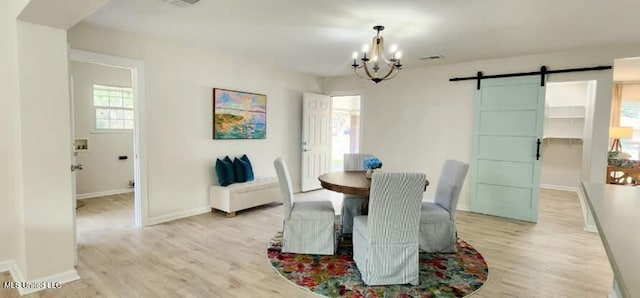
[450,65,612,90]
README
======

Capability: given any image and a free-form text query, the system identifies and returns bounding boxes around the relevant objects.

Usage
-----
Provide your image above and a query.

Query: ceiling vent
[419,55,444,61]
[165,0,200,7]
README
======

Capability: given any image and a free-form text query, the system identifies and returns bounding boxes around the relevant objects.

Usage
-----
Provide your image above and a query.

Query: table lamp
[609,126,634,152]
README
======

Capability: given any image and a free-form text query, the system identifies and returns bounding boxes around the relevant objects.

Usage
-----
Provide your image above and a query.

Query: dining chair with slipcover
[419,159,469,253]
[341,153,374,235]
[353,172,425,285]
[274,157,336,255]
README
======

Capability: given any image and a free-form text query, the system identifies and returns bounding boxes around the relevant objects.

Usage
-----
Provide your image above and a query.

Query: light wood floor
[1,189,612,297]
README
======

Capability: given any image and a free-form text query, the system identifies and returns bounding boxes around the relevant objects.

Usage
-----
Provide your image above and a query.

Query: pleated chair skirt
[418,220,457,253]
[282,219,335,255]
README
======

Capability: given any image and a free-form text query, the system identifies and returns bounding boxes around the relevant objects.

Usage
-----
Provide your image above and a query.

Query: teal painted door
[470,76,545,222]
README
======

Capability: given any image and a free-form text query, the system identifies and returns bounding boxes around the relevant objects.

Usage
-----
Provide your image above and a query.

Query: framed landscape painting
[213,88,267,139]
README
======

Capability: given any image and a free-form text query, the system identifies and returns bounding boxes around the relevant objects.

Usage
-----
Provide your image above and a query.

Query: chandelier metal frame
[351,25,403,83]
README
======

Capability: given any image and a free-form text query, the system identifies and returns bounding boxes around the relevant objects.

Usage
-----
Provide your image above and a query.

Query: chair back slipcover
[434,160,469,220]
[274,157,294,219]
[353,172,425,285]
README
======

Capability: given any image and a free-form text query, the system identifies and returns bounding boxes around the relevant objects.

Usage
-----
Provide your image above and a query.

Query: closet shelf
[545,105,586,118]
[545,115,584,119]
[546,104,586,107]
[543,136,583,140]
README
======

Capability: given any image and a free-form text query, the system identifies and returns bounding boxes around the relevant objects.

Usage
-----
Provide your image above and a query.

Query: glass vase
[365,169,373,179]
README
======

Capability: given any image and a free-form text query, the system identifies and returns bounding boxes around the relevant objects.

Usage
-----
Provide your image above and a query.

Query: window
[620,102,640,159]
[93,84,134,130]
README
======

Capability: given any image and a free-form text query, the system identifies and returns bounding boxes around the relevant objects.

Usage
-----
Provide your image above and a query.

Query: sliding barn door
[470,76,545,222]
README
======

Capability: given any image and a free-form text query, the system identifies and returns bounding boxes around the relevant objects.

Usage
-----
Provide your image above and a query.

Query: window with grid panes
[93,84,134,130]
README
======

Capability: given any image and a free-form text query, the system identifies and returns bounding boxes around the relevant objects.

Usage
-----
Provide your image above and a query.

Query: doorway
[69,50,147,264]
[330,95,361,171]
[540,81,595,192]
[71,61,135,206]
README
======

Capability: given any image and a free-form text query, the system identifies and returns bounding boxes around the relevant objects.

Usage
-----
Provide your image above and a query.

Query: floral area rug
[267,232,488,297]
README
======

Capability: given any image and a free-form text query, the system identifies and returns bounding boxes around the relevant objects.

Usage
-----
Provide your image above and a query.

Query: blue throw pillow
[215,156,235,186]
[234,154,255,183]
[240,154,254,181]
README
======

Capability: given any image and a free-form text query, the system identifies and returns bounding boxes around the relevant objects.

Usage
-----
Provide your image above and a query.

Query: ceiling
[83,0,640,77]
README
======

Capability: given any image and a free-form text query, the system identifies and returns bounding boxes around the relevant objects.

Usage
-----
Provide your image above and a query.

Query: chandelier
[351,25,402,83]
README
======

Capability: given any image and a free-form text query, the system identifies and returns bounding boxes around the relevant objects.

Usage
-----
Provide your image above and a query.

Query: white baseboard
[609,279,622,298]
[583,224,598,233]
[540,184,578,192]
[76,188,133,200]
[576,186,598,234]
[0,259,79,295]
[18,270,80,296]
[148,206,210,226]
[0,259,12,273]
[0,259,26,289]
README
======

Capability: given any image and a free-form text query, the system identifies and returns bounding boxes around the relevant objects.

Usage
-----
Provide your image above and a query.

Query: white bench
[210,177,282,217]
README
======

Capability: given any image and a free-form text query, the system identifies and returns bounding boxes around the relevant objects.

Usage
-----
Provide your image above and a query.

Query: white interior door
[470,76,545,223]
[301,92,332,192]
[69,75,78,266]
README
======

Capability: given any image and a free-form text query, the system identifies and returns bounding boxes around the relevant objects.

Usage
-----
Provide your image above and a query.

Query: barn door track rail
[450,65,612,90]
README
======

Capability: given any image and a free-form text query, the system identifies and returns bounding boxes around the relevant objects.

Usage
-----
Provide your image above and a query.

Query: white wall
[68,23,322,222]
[16,20,76,280]
[322,44,640,211]
[70,61,134,196]
[0,0,109,290]
[0,0,11,263]
[546,81,590,106]
[540,140,582,189]
[0,0,21,267]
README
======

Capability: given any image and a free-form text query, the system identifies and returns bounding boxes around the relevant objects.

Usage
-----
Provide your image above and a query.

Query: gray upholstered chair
[353,172,425,286]
[341,153,374,235]
[273,157,336,255]
[419,159,469,253]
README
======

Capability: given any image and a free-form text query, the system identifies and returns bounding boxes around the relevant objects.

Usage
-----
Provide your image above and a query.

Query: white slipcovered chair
[419,159,469,253]
[341,153,374,235]
[353,172,425,286]
[273,157,336,255]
